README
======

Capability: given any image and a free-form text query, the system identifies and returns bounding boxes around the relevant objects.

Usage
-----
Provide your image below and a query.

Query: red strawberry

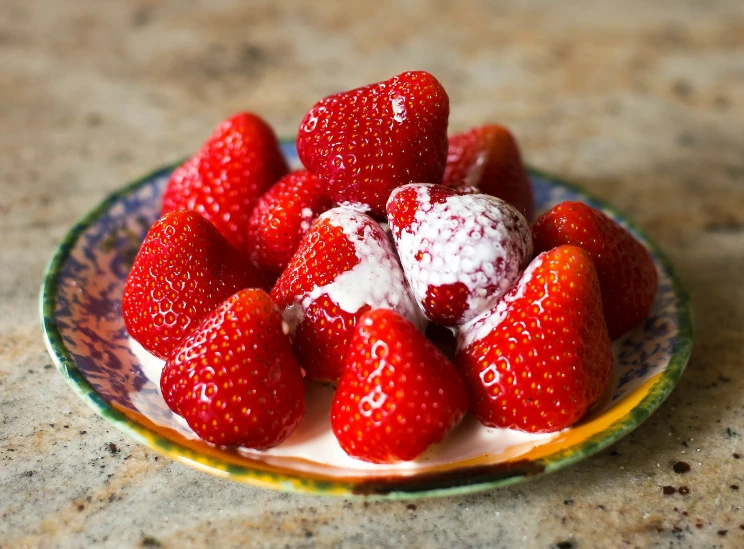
[331,309,468,463]
[123,211,266,359]
[160,289,305,448]
[443,124,534,220]
[297,71,449,217]
[531,201,658,339]
[270,207,424,382]
[386,183,532,326]
[455,245,613,433]
[245,170,332,282]
[162,112,288,252]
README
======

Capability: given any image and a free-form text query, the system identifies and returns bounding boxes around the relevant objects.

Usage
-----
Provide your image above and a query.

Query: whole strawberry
[386,183,532,326]
[270,207,424,383]
[162,112,288,252]
[160,289,305,448]
[245,170,332,282]
[531,201,658,339]
[443,124,534,220]
[331,309,468,463]
[297,71,449,216]
[456,245,613,433]
[123,210,265,359]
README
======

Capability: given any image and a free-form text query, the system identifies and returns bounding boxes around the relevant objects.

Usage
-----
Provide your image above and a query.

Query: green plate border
[40,152,693,500]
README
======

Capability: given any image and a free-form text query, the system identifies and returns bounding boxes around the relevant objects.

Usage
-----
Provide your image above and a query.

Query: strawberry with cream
[121,71,636,458]
[270,207,425,383]
[386,183,532,326]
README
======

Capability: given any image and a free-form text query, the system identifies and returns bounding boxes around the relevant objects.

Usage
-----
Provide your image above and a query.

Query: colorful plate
[40,142,693,499]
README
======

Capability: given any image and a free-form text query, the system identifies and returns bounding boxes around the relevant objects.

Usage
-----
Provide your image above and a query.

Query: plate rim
[40,148,694,499]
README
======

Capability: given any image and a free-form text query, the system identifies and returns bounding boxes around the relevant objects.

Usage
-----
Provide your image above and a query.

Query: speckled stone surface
[1,1,743,547]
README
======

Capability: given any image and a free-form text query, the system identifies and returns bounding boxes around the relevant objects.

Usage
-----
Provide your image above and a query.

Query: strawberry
[160,289,305,448]
[386,183,532,326]
[162,112,288,252]
[297,71,449,217]
[270,207,424,383]
[331,309,468,463]
[122,210,266,359]
[455,245,613,433]
[443,124,534,221]
[531,201,658,339]
[245,170,332,282]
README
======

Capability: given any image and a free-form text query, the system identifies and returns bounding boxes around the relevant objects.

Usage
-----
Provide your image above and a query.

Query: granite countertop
[2,1,743,547]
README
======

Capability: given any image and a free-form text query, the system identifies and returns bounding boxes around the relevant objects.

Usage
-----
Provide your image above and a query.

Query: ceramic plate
[41,141,693,499]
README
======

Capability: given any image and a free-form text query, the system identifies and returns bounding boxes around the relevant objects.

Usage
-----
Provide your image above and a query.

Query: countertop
[2,1,743,547]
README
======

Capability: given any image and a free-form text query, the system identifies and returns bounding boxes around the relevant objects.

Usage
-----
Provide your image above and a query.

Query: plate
[41,141,693,498]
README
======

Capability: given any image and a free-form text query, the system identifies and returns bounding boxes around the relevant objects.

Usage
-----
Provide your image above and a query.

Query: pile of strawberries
[122,71,658,464]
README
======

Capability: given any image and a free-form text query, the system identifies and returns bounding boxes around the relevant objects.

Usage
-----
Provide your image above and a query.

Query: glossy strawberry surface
[331,309,468,463]
[456,245,613,433]
[122,210,265,359]
[162,112,288,251]
[270,207,423,382]
[531,201,658,339]
[443,124,534,221]
[297,71,449,216]
[160,289,305,448]
[245,170,332,282]
[387,183,532,326]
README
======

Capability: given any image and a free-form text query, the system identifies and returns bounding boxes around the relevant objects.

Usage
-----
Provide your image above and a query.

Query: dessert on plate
[122,71,658,463]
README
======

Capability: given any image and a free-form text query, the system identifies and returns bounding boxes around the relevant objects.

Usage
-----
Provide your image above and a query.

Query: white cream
[456,254,545,350]
[299,207,314,232]
[391,95,407,124]
[335,200,371,214]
